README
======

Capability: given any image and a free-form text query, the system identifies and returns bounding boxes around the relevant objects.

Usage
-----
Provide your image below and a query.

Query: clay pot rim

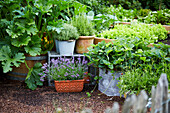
[54,79,85,83]
[95,37,116,41]
[79,36,95,39]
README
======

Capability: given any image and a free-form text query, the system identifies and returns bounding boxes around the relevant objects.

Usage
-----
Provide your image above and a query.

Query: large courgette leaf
[0,46,25,73]
[25,62,44,90]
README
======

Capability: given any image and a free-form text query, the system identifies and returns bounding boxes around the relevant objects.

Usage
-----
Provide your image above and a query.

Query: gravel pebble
[0,77,124,113]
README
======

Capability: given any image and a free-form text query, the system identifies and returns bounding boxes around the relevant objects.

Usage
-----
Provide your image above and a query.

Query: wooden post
[153,73,168,113]
[122,98,131,113]
[160,74,168,113]
[151,86,156,113]
[112,102,119,113]
[136,90,148,113]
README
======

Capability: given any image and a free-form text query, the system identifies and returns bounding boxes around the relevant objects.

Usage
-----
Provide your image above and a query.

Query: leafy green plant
[137,9,151,17]
[0,0,86,90]
[93,14,115,34]
[139,0,170,10]
[71,14,94,36]
[144,9,170,25]
[98,23,168,43]
[76,0,109,15]
[117,42,170,95]
[25,62,44,90]
[110,0,142,10]
[85,37,170,95]
[54,23,79,41]
[0,46,25,73]
[84,40,135,71]
[106,5,138,22]
[118,62,170,96]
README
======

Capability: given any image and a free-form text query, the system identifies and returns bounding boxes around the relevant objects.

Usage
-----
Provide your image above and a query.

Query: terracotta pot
[75,36,94,54]
[54,79,85,92]
[94,37,115,45]
[83,76,90,84]
[119,22,131,25]
[147,43,154,47]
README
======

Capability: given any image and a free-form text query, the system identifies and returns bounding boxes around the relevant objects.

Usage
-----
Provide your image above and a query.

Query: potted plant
[54,23,79,55]
[84,40,135,96]
[71,14,95,54]
[40,56,89,92]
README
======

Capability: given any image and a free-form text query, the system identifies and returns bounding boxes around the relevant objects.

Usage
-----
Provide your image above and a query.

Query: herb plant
[71,14,95,36]
[118,63,170,96]
[54,23,79,41]
[40,56,88,81]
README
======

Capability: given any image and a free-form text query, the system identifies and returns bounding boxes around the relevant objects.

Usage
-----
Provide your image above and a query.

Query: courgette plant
[0,0,88,90]
[0,0,44,90]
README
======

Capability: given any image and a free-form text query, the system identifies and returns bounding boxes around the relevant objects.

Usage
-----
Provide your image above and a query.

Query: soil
[0,75,125,113]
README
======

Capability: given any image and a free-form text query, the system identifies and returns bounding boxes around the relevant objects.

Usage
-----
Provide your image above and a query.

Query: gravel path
[0,76,124,113]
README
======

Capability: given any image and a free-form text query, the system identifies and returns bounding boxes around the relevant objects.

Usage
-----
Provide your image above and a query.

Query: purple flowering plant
[40,56,88,81]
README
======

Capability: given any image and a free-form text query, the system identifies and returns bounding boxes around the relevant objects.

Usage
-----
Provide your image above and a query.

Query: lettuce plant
[98,23,168,44]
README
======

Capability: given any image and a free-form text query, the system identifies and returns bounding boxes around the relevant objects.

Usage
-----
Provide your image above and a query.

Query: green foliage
[84,40,135,70]
[98,23,168,43]
[71,14,94,36]
[93,14,115,33]
[85,36,170,94]
[106,5,170,25]
[110,0,142,10]
[118,63,170,95]
[0,46,25,73]
[107,5,138,22]
[152,24,168,40]
[24,35,41,56]
[144,9,170,25]
[139,0,170,10]
[54,23,79,41]
[117,42,170,95]
[137,9,151,17]
[25,62,44,90]
[76,0,109,15]
[0,0,88,91]
[0,0,20,20]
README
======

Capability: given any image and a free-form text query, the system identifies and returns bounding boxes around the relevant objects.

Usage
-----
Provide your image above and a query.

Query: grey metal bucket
[58,40,75,56]
[98,68,122,96]
[55,40,60,54]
